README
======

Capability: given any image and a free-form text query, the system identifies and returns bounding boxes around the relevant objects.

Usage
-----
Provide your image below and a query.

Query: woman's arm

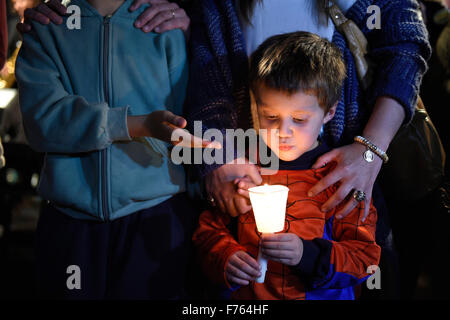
[309,0,431,221]
[309,97,405,220]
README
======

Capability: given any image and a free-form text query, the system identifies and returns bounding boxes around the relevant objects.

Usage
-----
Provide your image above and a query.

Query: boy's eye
[293,118,306,123]
[265,115,278,120]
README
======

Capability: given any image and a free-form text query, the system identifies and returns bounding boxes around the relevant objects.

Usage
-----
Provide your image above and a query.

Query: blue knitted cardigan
[185,0,431,176]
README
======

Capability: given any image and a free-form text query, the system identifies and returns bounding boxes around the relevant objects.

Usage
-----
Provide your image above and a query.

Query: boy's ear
[323,102,338,124]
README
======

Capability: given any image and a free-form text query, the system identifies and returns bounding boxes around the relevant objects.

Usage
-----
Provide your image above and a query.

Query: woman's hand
[205,161,262,217]
[16,0,66,33]
[308,143,383,222]
[130,0,190,37]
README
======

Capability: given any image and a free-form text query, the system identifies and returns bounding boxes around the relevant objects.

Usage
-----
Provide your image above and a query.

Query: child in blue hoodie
[15,0,202,299]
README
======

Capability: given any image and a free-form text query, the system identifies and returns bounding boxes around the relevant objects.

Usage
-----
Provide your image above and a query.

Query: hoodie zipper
[101,15,112,221]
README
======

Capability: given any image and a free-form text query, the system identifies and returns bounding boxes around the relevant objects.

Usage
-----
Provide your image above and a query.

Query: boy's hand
[17,0,67,34]
[129,0,190,37]
[261,233,304,266]
[226,251,261,286]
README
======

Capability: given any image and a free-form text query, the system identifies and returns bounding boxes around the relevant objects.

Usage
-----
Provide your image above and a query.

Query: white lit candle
[248,184,289,283]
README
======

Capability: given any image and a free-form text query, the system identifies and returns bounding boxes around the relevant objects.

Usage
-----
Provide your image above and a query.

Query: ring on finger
[208,195,216,206]
[353,189,366,202]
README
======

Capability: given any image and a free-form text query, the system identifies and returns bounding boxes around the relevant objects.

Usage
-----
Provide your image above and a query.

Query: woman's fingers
[24,7,50,24]
[153,16,187,33]
[142,7,179,32]
[321,183,354,213]
[45,0,68,17]
[233,196,252,214]
[361,193,372,223]
[334,194,360,219]
[311,148,339,169]
[308,169,342,197]
[129,0,166,12]
[134,2,178,30]
[16,22,31,34]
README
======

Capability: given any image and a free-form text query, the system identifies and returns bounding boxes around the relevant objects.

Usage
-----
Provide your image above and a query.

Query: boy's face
[256,84,336,162]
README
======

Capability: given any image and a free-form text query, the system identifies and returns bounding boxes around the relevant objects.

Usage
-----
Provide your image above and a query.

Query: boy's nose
[277,120,293,138]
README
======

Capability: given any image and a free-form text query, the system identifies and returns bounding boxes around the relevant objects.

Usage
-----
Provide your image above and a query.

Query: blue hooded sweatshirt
[15,0,188,221]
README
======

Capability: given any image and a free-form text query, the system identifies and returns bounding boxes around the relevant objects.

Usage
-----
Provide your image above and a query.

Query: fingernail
[308,191,313,197]
[144,26,150,32]
[135,22,141,28]
[155,27,160,32]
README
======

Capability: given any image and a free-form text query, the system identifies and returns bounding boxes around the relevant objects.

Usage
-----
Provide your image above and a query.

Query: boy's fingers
[262,233,293,242]
[24,8,50,25]
[262,249,291,260]
[261,241,292,251]
[231,257,260,278]
[236,251,261,271]
[227,264,256,281]
[227,275,249,286]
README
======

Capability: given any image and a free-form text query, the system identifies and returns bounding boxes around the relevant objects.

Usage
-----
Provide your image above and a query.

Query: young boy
[15,0,201,299]
[192,31,381,300]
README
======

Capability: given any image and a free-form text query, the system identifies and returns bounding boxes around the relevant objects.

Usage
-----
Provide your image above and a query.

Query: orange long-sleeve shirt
[193,160,381,300]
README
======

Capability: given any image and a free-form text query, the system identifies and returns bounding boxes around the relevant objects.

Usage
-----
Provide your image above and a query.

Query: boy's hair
[249,31,347,112]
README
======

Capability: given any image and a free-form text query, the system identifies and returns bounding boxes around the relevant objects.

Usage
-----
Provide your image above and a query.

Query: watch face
[363,150,374,162]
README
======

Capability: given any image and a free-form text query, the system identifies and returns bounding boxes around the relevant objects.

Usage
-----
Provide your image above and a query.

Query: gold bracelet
[354,136,389,164]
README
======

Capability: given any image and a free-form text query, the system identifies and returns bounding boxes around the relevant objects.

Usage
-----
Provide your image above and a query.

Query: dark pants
[35,193,199,300]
